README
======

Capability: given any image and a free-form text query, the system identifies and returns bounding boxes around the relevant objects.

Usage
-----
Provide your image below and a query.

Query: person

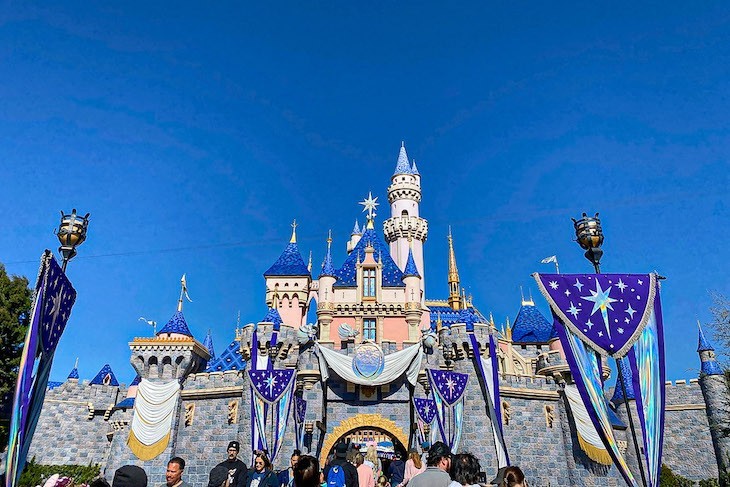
[376,476,389,487]
[490,467,526,487]
[363,446,381,481]
[278,450,301,487]
[112,466,148,487]
[322,443,359,487]
[216,441,248,487]
[90,478,112,487]
[240,452,279,487]
[354,453,374,487]
[447,454,480,487]
[164,458,191,487]
[406,442,451,487]
[292,455,320,487]
[401,450,425,486]
[419,443,429,468]
[209,466,231,487]
[387,452,404,487]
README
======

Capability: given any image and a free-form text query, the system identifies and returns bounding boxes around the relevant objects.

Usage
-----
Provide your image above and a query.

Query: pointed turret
[90,364,119,386]
[203,329,215,359]
[447,227,462,310]
[403,247,420,278]
[698,322,723,376]
[352,220,361,236]
[261,307,284,330]
[320,231,336,278]
[393,141,413,175]
[611,357,635,404]
[67,358,79,381]
[264,220,310,277]
[411,159,419,175]
[158,311,193,337]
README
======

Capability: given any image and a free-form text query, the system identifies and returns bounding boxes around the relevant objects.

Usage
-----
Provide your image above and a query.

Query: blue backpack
[327,465,346,487]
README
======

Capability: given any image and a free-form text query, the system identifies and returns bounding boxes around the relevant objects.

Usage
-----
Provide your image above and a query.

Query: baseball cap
[228,441,240,451]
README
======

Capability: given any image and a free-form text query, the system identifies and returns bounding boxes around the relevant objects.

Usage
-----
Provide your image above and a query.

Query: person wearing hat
[406,442,451,487]
[215,441,248,487]
[322,442,359,487]
[112,465,148,487]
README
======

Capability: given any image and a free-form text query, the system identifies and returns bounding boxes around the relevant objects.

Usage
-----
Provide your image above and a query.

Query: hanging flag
[180,274,193,303]
[248,368,296,464]
[427,369,468,451]
[541,255,557,264]
[413,397,436,424]
[534,272,665,486]
[5,252,77,487]
[294,396,307,451]
[468,333,510,468]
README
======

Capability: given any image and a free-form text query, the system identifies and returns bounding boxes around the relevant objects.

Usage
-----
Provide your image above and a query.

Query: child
[376,475,390,487]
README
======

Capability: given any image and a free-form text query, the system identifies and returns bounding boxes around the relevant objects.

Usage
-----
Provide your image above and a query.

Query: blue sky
[1,2,728,384]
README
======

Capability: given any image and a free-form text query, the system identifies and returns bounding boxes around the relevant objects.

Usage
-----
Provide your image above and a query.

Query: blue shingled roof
[428,304,488,331]
[511,303,556,343]
[320,244,336,278]
[203,330,216,359]
[610,357,635,404]
[402,248,420,278]
[698,324,714,352]
[90,364,120,386]
[115,397,135,410]
[411,160,419,175]
[606,402,626,428]
[261,307,283,329]
[67,367,79,380]
[130,375,141,386]
[702,358,724,376]
[352,220,361,235]
[157,311,194,337]
[333,227,405,288]
[206,340,247,372]
[47,381,63,390]
[264,242,310,277]
[393,145,414,175]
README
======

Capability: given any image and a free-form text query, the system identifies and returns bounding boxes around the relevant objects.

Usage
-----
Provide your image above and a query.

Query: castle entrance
[321,414,410,467]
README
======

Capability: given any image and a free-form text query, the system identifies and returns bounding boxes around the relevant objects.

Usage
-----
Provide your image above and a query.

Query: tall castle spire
[447,226,462,310]
[698,321,723,376]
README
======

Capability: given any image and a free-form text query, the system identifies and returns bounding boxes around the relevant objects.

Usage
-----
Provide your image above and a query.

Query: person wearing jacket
[322,443,359,487]
[239,453,279,487]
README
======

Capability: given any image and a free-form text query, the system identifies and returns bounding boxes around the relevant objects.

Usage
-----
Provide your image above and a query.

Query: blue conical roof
[67,367,79,380]
[393,144,414,176]
[511,302,556,343]
[610,357,635,404]
[261,307,283,329]
[352,220,361,235]
[333,227,405,288]
[130,375,141,386]
[90,364,119,386]
[157,311,193,337]
[203,329,215,359]
[264,242,310,277]
[698,323,715,352]
[411,160,419,175]
[402,248,420,278]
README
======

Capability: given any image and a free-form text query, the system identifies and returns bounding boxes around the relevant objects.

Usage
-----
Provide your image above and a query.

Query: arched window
[363,268,376,298]
[401,209,409,217]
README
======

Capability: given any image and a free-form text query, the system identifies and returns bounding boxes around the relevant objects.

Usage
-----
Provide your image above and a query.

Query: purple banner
[413,397,436,424]
[295,396,307,424]
[534,273,656,356]
[249,369,295,404]
[427,369,468,406]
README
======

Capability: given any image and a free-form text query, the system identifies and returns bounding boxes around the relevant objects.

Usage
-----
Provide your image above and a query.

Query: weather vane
[359,191,379,221]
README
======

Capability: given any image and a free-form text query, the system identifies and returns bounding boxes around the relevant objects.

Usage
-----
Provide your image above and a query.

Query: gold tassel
[127,430,171,461]
[577,432,613,465]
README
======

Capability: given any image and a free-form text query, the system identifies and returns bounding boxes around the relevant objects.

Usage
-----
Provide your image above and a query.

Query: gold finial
[290,219,298,244]
[272,284,280,308]
[521,286,534,306]
[327,229,333,246]
[436,311,443,332]
[307,250,312,272]
[447,226,461,310]
[506,317,512,341]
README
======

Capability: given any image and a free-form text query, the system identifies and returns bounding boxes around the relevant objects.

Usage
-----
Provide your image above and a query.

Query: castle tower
[697,322,730,473]
[263,220,312,329]
[447,227,462,310]
[383,143,428,296]
[317,231,337,342]
[347,220,362,254]
[402,244,423,341]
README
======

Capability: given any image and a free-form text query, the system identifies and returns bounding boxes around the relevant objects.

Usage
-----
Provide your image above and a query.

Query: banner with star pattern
[535,273,665,486]
[413,397,436,424]
[248,367,295,464]
[5,252,77,487]
[427,369,468,451]
[294,396,307,451]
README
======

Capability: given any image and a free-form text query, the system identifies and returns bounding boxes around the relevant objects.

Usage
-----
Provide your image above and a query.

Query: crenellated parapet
[129,335,210,381]
[383,216,428,243]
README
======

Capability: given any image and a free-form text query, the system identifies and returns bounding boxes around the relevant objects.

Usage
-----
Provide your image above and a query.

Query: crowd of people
[90,440,527,487]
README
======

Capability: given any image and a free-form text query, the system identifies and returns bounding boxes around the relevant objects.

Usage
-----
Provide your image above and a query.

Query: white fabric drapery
[317,342,423,386]
[129,379,180,455]
[564,384,612,465]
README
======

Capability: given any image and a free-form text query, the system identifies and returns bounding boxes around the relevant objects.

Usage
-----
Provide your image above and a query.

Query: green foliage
[0,263,32,450]
[700,478,720,487]
[18,458,101,487]
[660,464,694,486]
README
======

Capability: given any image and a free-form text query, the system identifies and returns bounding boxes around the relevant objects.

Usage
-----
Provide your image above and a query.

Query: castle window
[401,209,409,217]
[363,268,376,298]
[363,318,376,341]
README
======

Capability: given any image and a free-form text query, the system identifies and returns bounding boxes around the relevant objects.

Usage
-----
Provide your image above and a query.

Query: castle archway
[320,413,409,467]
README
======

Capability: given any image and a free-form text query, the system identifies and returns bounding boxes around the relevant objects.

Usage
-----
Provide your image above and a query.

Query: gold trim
[665,403,705,411]
[576,432,612,465]
[500,386,560,401]
[127,429,171,460]
[180,386,244,399]
[320,414,409,467]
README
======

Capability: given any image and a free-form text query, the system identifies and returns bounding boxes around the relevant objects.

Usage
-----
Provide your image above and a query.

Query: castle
[13,144,730,486]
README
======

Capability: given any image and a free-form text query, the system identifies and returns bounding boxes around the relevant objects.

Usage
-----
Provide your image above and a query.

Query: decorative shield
[352,341,385,379]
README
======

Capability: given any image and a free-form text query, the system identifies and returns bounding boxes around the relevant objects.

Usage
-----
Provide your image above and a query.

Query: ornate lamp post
[54,209,90,271]
[572,212,603,273]
[571,212,647,487]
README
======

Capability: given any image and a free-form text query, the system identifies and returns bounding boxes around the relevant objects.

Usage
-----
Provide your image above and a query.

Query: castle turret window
[363,318,377,341]
[363,268,376,298]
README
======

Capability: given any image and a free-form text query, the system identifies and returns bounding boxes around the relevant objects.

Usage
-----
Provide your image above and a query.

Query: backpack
[327,465,347,487]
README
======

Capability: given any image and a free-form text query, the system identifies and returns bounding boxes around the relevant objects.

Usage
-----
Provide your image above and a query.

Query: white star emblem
[48,289,66,329]
[444,377,456,397]
[616,279,627,293]
[581,280,618,339]
[626,304,637,319]
[624,317,630,324]
[567,302,579,319]
[573,279,584,292]
[359,192,379,220]
[586,320,594,330]
[638,279,643,285]
[618,328,624,334]
[564,289,571,297]
[264,373,278,395]
[549,281,559,290]
[597,331,603,337]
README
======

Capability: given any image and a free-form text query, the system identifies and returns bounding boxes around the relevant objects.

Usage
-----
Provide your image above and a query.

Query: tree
[0,263,32,450]
[710,292,730,363]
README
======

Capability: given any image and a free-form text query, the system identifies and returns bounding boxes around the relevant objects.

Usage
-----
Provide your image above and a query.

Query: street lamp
[572,212,603,273]
[55,209,90,271]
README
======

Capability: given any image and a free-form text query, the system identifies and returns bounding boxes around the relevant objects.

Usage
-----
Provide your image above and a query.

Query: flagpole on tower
[572,212,648,487]
[540,255,560,274]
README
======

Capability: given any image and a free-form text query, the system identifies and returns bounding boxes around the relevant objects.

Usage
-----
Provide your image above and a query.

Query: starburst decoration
[359,192,379,220]
[445,377,456,397]
[626,304,637,319]
[581,280,618,339]
[549,281,559,290]
[567,302,579,319]
[573,279,584,292]
[264,373,278,396]
[616,278,627,293]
